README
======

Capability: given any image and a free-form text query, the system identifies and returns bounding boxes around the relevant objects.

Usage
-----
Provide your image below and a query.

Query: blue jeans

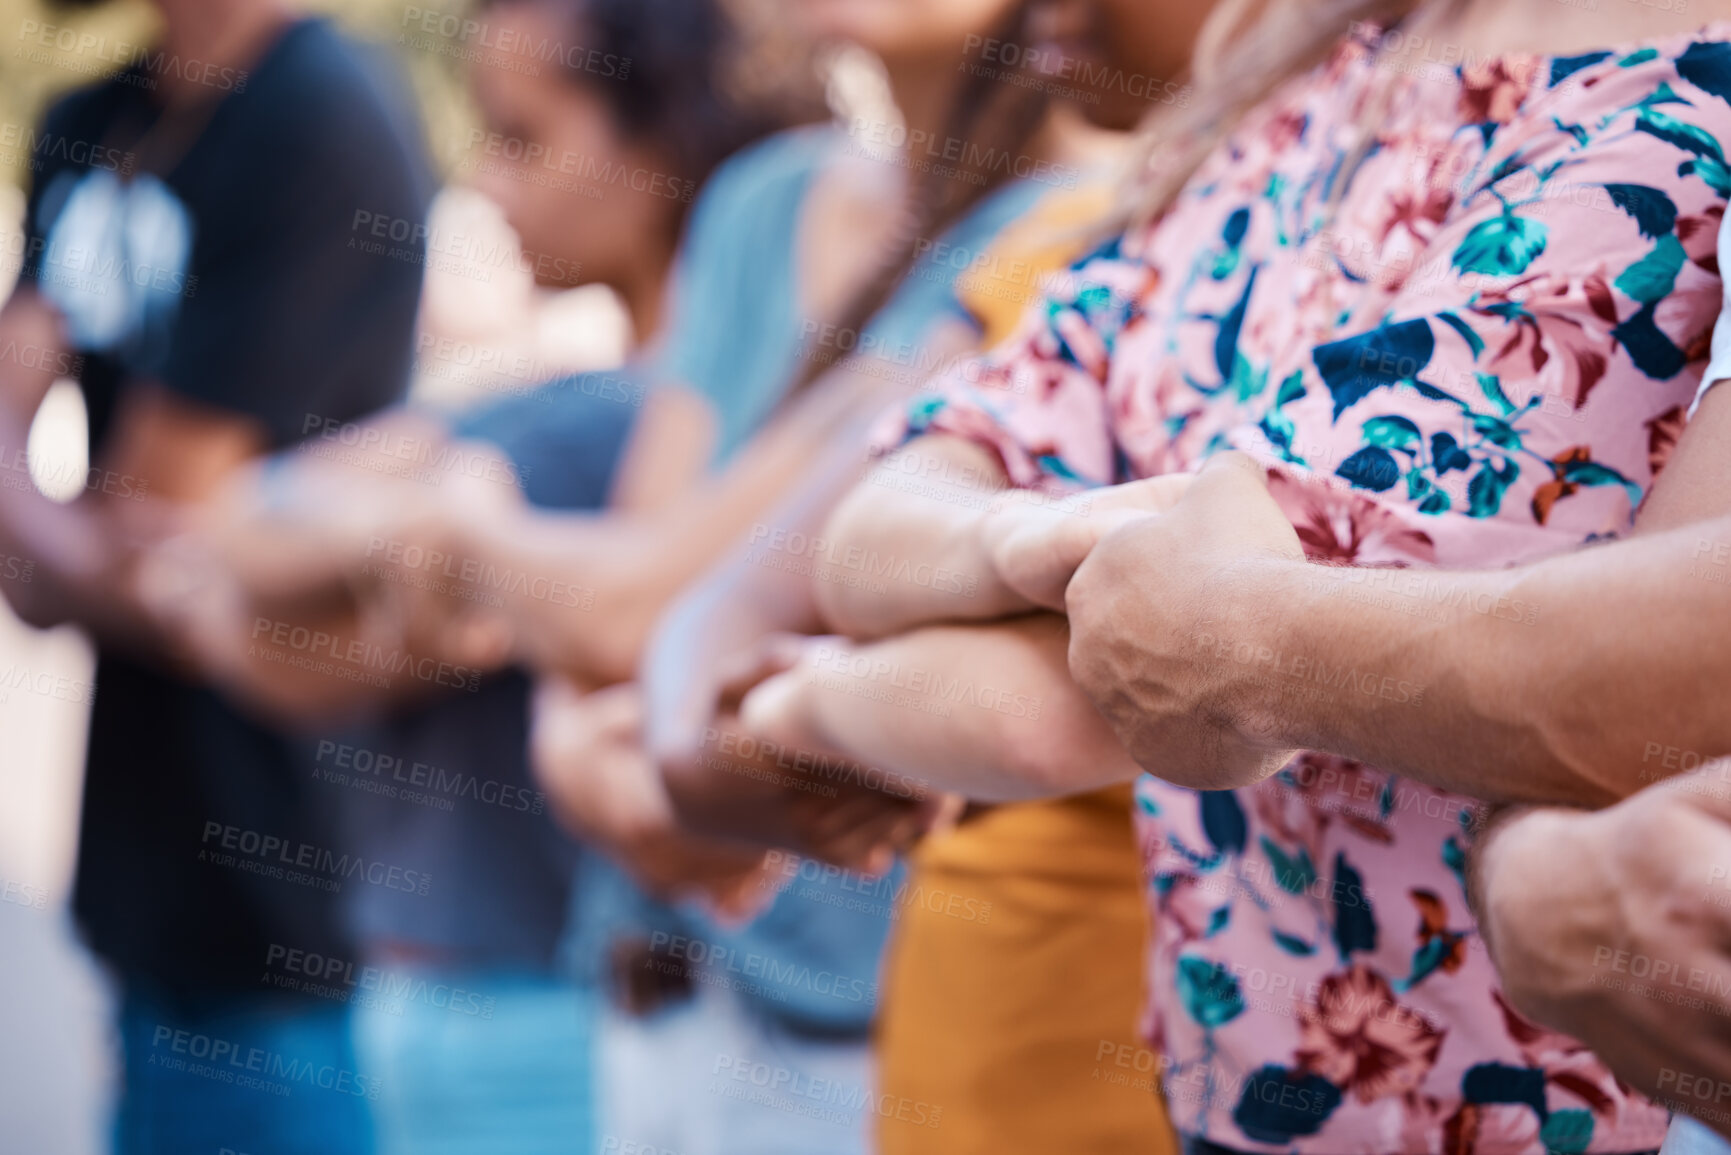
[349,969,597,1155]
[116,991,375,1155]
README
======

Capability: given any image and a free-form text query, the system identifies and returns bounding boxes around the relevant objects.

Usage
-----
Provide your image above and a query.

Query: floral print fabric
[880,24,1731,1155]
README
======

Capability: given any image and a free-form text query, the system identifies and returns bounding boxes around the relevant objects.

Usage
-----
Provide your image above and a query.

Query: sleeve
[157,38,434,446]
[1257,47,1731,564]
[1693,206,1731,416]
[868,237,1150,493]
[652,128,823,455]
[448,370,644,512]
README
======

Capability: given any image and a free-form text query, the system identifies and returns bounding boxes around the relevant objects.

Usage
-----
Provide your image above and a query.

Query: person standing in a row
[0,0,432,1151]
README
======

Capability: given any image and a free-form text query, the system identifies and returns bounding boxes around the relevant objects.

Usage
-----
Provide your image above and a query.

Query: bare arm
[1468,769,1731,1139]
[739,614,1142,802]
[0,288,264,649]
[816,432,1189,639]
[478,356,943,685]
[1067,442,1731,805]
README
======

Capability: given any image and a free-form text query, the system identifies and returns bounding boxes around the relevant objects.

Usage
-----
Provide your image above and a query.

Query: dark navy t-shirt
[17,19,433,1001]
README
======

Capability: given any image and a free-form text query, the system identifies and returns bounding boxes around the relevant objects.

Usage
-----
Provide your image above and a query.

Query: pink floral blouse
[880,24,1731,1155]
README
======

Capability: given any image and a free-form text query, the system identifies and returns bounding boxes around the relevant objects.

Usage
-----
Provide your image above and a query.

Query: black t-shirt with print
[17,18,434,1002]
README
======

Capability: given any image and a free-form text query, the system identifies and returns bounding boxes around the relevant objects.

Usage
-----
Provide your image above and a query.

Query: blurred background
[0,1,645,1147]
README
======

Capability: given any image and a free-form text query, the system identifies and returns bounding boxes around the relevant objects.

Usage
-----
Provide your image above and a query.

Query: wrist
[1209,553,1322,753]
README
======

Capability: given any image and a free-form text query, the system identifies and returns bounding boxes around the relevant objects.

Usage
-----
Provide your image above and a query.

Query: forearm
[640,429,879,766]
[1468,773,1731,1119]
[747,614,1140,801]
[1219,521,1731,804]
[0,291,156,640]
[814,435,1030,638]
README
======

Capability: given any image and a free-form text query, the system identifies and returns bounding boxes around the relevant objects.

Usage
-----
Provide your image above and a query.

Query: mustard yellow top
[874,182,1175,1155]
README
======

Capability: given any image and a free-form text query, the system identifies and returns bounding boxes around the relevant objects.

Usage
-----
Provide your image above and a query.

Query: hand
[661,636,952,874]
[1473,770,1731,1134]
[978,473,1193,611]
[1065,452,1306,790]
[530,678,773,913]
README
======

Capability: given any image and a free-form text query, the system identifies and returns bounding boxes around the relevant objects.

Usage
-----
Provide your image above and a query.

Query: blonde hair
[1119,0,1468,228]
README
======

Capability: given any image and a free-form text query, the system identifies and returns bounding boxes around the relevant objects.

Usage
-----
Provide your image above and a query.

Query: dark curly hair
[494,0,797,198]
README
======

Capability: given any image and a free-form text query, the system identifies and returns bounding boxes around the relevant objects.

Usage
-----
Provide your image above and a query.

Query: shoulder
[1527,25,1731,147]
[30,75,133,149]
[231,19,426,173]
[688,123,839,225]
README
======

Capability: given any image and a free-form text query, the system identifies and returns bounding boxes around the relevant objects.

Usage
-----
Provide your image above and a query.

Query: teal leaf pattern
[1176,953,1245,1028]
[1541,1109,1595,1155]
[1613,234,1686,303]
[1601,183,1678,238]
[1452,211,1548,276]
[1636,107,1726,161]
[1261,835,1318,894]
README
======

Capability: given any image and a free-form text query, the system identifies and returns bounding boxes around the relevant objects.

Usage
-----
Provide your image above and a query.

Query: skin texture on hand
[1064,448,1731,806]
[1471,769,1731,1139]
[529,678,773,913]
[658,638,942,873]
[1066,452,1309,791]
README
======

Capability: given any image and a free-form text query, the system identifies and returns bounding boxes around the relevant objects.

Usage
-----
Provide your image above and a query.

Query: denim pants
[116,990,375,1155]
